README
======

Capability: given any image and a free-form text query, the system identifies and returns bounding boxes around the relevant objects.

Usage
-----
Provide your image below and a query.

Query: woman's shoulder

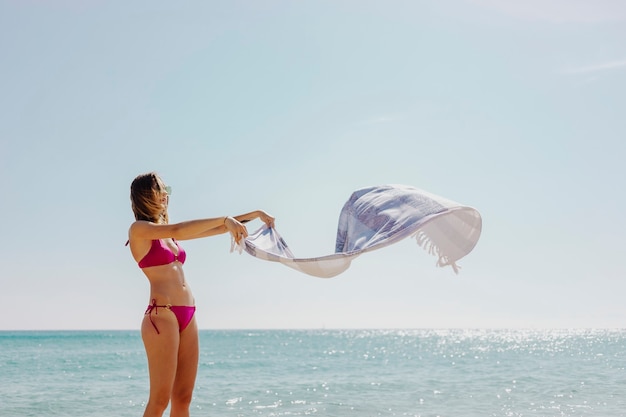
[128,220,155,237]
[129,220,177,241]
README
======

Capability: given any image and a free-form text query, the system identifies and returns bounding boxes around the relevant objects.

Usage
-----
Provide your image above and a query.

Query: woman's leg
[170,316,199,417]
[141,312,180,417]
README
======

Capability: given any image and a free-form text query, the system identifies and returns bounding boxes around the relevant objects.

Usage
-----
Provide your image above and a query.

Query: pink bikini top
[138,239,186,268]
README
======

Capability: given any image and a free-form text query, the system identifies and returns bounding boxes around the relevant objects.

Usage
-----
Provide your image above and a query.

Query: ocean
[0,329,624,417]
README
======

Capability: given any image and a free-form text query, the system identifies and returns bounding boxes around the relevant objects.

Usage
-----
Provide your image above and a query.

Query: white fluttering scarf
[233,185,482,278]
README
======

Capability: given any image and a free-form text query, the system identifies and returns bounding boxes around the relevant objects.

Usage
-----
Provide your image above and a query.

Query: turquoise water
[1,329,625,416]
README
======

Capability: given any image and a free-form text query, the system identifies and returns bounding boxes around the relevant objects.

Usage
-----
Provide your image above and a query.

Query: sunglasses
[162,185,172,195]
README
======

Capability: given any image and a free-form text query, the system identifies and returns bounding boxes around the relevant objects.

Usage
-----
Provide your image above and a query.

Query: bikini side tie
[144,298,171,335]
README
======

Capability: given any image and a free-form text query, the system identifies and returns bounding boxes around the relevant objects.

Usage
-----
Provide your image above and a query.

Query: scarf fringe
[412,230,460,274]
[230,235,246,254]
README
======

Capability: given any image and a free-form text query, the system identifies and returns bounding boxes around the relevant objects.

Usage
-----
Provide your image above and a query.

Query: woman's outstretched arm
[180,210,275,240]
[129,210,274,242]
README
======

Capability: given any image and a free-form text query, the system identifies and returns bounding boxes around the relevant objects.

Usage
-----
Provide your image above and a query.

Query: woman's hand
[224,216,248,244]
[257,210,275,228]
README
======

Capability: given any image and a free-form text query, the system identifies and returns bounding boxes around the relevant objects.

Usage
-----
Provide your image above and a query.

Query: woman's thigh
[142,313,181,398]
[172,317,199,399]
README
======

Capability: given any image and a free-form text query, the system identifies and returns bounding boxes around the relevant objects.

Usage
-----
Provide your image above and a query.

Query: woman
[127,172,274,417]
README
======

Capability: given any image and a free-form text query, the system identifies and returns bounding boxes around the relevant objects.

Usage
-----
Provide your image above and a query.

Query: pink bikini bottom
[144,299,196,334]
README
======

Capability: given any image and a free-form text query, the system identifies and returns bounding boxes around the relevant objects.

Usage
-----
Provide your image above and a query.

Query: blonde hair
[130,172,169,224]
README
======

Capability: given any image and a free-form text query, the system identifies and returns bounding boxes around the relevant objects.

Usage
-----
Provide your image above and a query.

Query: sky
[1,0,625,330]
